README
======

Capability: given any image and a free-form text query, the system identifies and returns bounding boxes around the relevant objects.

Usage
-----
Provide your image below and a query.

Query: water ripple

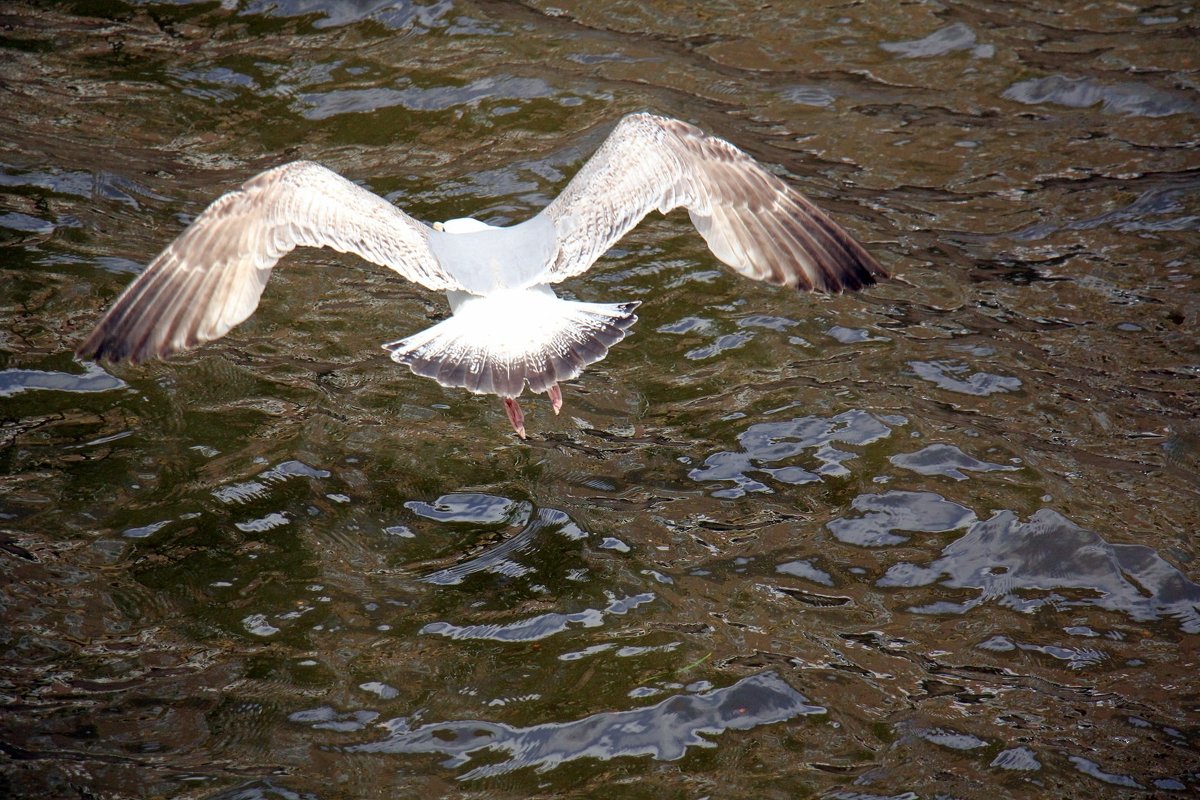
[296,76,587,121]
[0,163,168,206]
[1003,75,1199,118]
[826,325,889,344]
[242,613,281,637]
[915,727,988,750]
[289,706,379,732]
[242,0,456,31]
[685,330,754,361]
[121,519,170,539]
[881,23,993,59]
[909,360,1022,396]
[1068,755,1143,789]
[991,746,1041,771]
[212,460,331,505]
[422,507,578,586]
[976,634,1107,670]
[878,509,1200,631]
[827,491,976,547]
[405,492,526,525]
[235,512,290,533]
[0,361,126,398]
[689,410,905,498]
[336,671,823,779]
[1068,185,1200,233]
[421,592,656,642]
[890,443,1019,481]
[776,558,834,586]
[0,210,54,234]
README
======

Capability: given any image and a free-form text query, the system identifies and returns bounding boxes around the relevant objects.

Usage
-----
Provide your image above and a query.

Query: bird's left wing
[78,160,462,364]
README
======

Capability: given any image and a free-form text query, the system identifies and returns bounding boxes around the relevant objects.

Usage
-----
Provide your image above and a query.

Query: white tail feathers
[383,288,638,397]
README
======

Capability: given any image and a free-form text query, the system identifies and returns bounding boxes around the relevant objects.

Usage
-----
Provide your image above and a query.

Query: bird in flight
[78,113,887,437]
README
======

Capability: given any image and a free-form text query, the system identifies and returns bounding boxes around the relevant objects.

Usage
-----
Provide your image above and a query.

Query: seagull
[77,112,887,438]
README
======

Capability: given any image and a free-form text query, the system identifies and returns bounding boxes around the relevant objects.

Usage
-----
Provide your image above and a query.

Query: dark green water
[2,1,1198,797]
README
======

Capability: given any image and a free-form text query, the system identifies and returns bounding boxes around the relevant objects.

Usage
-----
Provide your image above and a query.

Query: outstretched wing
[537,113,886,292]
[78,160,462,363]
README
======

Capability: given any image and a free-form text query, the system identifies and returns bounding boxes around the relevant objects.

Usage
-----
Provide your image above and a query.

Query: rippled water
[2,1,1198,797]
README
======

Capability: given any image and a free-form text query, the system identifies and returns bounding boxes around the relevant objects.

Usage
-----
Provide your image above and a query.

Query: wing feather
[78,160,459,363]
[538,113,886,292]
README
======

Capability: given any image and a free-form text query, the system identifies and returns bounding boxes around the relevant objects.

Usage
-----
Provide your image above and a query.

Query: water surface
[2,1,1198,797]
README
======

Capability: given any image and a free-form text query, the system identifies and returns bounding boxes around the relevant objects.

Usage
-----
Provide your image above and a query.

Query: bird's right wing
[537,113,885,292]
[78,161,462,364]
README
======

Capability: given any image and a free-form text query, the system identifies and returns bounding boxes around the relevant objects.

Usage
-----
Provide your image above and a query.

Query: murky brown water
[2,1,1198,797]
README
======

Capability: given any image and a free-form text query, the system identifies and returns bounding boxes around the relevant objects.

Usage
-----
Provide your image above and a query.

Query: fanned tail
[384,288,638,397]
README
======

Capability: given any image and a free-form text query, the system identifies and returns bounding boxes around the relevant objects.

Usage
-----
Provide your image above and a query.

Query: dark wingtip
[832,251,889,294]
[75,330,124,364]
[615,300,641,316]
[76,328,159,366]
[75,331,110,363]
[813,230,889,295]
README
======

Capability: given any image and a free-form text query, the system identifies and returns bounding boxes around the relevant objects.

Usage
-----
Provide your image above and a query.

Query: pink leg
[547,382,563,415]
[503,396,526,439]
